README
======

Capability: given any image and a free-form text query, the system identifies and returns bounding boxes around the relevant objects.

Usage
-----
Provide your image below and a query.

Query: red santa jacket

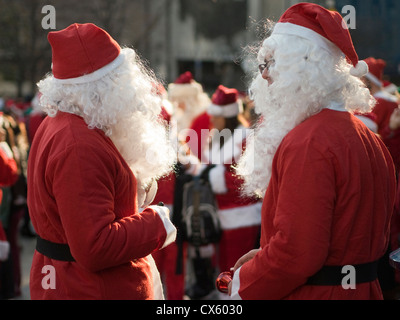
[231,109,396,300]
[28,112,175,300]
[203,126,261,230]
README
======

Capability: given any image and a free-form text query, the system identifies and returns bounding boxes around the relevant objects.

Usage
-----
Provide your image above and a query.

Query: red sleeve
[238,139,335,299]
[49,143,168,272]
[0,148,18,187]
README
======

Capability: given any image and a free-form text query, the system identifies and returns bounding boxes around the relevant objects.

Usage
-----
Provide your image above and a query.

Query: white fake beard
[235,74,322,198]
[109,113,176,190]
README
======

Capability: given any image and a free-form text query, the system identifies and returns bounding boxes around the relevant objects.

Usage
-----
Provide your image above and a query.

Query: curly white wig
[37,48,177,188]
[236,31,375,198]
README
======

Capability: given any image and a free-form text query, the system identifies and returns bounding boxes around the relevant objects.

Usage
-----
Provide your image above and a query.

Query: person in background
[231,3,396,300]
[200,85,262,299]
[362,57,399,136]
[0,124,18,299]
[168,71,211,141]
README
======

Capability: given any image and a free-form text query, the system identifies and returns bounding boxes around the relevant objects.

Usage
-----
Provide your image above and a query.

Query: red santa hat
[168,71,204,98]
[270,3,368,77]
[363,57,386,87]
[48,23,123,84]
[207,85,243,118]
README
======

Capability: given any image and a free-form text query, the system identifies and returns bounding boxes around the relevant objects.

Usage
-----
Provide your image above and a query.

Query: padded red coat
[28,112,172,300]
[232,109,396,300]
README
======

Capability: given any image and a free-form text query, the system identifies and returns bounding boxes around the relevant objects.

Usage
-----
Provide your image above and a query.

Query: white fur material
[230,266,242,300]
[350,60,369,78]
[148,254,165,300]
[53,52,125,84]
[218,202,262,230]
[208,165,228,194]
[365,72,383,87]
[272,22,343,58]
[147,205,177,249]
[0,241,10,261]
[207,101,243,118]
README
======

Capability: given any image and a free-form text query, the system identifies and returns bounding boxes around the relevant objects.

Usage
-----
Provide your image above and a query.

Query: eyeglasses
[259,59,275,74]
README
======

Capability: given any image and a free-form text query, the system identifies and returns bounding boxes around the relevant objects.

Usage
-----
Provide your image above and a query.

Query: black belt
[306,260,379,286]
[36,235,75,262]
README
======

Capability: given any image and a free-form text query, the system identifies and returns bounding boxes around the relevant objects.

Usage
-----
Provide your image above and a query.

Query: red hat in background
[48,23,123,84]
[174,71,193,84]
[271,3,368,77]
[363,57,386,87]
[208,85,243,118]
[168,71,203,98]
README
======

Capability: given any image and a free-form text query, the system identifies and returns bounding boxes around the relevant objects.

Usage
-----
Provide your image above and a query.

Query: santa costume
[28,23,177,300]
[232,3,396,300]
[167,71,211,138]
[364,57,399,135]
[202,85,262,276]
[0,144,18,261]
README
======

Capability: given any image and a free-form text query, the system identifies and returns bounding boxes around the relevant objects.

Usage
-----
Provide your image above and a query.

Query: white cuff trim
[0,142,14,159]
[218,202,262,230]
[207,101,243,118]
[230,266,242,300]
[148,205,177,249]
[53,51,126,84]
[209,165,228,194]
[0,240,10,261]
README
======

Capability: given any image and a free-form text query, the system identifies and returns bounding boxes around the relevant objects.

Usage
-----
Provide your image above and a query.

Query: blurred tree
[0,0,50,97]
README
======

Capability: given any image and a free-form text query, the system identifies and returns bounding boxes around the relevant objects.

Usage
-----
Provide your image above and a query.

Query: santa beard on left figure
[235,33,374,199]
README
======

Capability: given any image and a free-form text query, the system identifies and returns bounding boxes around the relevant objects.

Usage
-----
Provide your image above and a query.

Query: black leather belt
[36,235,75,262]
[306,260,379,286]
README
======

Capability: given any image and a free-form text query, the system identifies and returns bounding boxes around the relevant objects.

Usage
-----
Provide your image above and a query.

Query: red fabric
[28,112,169,300]
[373,96,398,136]
[216,163,258,210]
[48,23,120,80]
[174,71,193,84]
[186,111,211,159]
[237,109,396,300]
[27,113,46,144]
[278,3,359,67]
[0,146,18,203]
[0,148,18,187]
[364,57,386,82]
[0,221,6,242]
[211,85,238,106]
[218,226,260,273]
[152,173,175,206]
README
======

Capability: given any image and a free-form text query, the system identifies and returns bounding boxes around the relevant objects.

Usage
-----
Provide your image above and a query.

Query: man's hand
[228,249,260,296]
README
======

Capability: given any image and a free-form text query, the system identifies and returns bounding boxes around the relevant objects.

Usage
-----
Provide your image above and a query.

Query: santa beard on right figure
[235,33,374,199]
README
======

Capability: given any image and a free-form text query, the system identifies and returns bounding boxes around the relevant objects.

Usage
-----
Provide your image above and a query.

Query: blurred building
[1,0,399,98]
[145,0,400,91]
